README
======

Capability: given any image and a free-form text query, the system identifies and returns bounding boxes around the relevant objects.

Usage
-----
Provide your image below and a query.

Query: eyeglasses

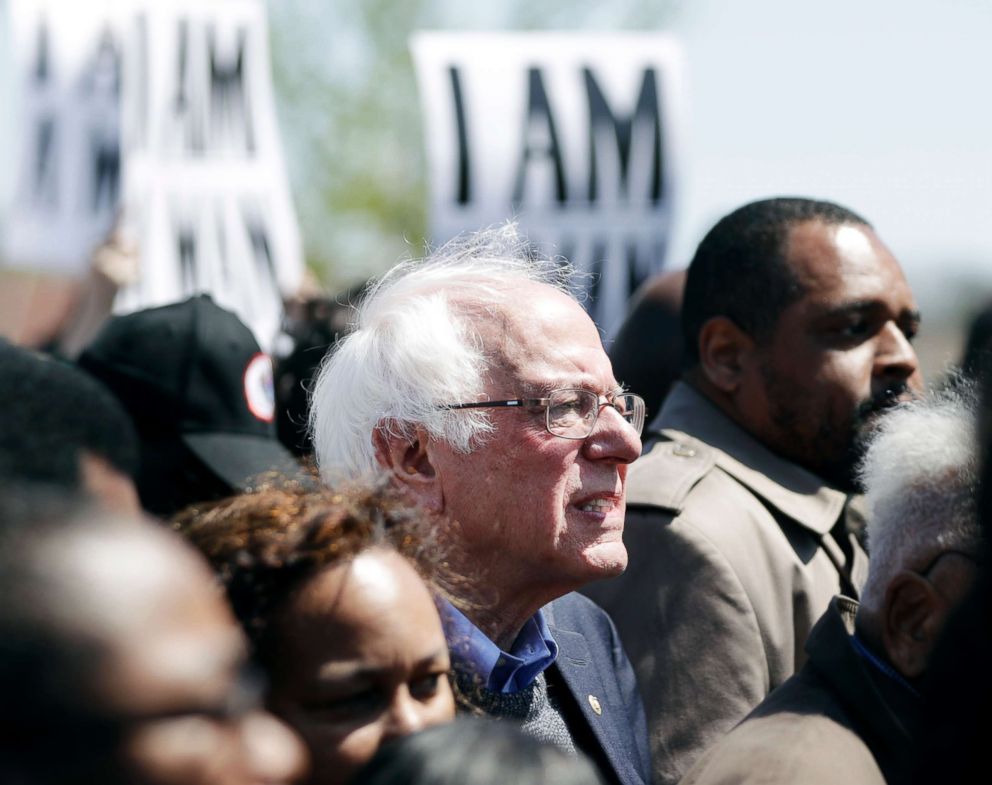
[445,388,646,440]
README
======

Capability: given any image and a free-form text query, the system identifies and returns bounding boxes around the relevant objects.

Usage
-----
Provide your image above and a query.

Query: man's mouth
[580,499,615,513]
[857,382,913,422]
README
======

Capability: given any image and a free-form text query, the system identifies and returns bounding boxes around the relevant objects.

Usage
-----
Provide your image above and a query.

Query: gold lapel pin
[588,694,603,715]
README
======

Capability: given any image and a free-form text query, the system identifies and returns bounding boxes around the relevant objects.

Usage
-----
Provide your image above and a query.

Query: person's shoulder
[681,703,884,785]
[626,434,718,513]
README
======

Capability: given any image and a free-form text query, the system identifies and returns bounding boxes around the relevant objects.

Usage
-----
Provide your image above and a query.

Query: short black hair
[681,197,871,366]
[0,341,138,488]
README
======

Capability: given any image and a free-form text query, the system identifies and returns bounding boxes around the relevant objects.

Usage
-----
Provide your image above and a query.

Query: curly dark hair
[174,477,447,665]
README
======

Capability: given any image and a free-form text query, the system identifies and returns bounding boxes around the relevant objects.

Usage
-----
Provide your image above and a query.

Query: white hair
[858,382,982,614]
[308,224,576,480]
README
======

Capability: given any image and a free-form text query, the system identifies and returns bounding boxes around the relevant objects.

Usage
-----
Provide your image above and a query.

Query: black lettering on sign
[512,68,567,207]
[178,223,198,294]
[208,25,254,154]
[90,138,119,212]
[34,16,50,83]
[244,209,278,287]
[449,66,471,205]
[32,119,58,208]
[584,68,664,205]
[172,19,206,154]
[83,28,122,213]
[27,17,58,208]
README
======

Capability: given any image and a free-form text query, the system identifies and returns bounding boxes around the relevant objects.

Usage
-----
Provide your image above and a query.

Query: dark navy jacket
[544,593,653,785]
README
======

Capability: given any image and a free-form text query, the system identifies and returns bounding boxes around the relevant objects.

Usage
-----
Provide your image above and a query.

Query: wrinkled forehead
[454,282,612,391]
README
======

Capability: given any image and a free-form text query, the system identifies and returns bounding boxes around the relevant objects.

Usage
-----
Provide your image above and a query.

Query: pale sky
[665,0,992,318]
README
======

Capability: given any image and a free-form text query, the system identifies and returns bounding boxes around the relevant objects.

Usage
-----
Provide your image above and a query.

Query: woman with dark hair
[353,717,605,785]
[176,479,456,785]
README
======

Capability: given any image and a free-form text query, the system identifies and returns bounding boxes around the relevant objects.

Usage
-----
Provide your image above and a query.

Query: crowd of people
[1,196,989,785]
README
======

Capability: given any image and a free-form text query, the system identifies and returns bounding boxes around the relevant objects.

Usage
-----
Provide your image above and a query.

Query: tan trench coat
[584,383,869,785]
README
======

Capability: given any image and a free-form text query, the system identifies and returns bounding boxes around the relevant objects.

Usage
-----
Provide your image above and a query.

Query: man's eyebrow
[816,300,922,322]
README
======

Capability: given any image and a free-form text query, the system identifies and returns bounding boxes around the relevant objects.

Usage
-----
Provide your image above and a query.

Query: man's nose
[583,404,643,463]
[874,322,921,388]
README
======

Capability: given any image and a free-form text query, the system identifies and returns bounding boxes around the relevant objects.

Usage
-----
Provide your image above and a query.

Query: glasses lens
[547,389,598,437]
[619,394,646,437]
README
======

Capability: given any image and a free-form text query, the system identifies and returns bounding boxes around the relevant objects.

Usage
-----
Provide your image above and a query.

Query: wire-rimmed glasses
[444,388,646,440]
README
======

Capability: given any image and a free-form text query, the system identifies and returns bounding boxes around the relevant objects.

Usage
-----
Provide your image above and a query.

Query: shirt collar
[440,600,559,694]
[850,633,922,700]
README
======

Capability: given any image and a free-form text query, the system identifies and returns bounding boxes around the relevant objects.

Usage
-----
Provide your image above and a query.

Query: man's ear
[697,316,755,394]
[881,571,942,680]
[372,424,444,513]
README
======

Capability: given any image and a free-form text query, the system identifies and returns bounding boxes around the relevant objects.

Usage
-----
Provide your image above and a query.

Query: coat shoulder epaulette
[626,434,716,515]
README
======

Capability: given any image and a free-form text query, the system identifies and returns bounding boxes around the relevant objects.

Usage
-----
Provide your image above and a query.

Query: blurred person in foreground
[309,226,651,785]
[354,716,604,785]
[911,373,992,784]
[584,197,923,784]
[0,488,307,785]
[0,340,139,513]
[608,268,687,421]
[78,295,301,517]
[680,385,981,785]
[176,480,457,785]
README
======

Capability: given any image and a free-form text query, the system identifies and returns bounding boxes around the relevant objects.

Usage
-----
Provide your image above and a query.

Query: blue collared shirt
[440,600,559,693]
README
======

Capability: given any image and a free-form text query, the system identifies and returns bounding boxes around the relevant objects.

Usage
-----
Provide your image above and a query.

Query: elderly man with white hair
[677,384,983,785]
[308,227,652,785]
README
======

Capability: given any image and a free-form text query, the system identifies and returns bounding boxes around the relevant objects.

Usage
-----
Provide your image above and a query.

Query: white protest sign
[114,0,302,351]
[412,32,684,334]
[1,1,125,273]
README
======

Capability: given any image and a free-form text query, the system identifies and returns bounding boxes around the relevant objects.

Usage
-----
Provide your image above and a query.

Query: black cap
[78,295,300,492]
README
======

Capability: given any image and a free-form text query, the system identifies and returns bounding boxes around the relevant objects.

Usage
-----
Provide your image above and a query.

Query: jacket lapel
[548,620,646,785]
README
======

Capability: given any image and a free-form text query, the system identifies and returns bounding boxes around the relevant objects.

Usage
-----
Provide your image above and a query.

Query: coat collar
[804,597,920,782]
[651,382,848,536]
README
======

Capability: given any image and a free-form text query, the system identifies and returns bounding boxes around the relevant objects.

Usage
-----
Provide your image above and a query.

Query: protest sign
[412,32,683,333]
[1,1,125,273]
[114,0,303,350]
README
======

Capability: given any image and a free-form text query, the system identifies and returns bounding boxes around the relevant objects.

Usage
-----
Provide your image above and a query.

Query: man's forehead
[785,221,899,281]
[782,221,915,305]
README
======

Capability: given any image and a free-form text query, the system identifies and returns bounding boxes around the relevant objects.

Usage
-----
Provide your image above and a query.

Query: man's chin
[583,541,629,578]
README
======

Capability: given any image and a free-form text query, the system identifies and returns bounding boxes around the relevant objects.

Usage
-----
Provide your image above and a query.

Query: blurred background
[3,0,991,377]
[268,0,992,377]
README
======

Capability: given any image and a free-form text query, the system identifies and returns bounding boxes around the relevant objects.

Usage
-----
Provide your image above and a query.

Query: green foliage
[268,0,682,291]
